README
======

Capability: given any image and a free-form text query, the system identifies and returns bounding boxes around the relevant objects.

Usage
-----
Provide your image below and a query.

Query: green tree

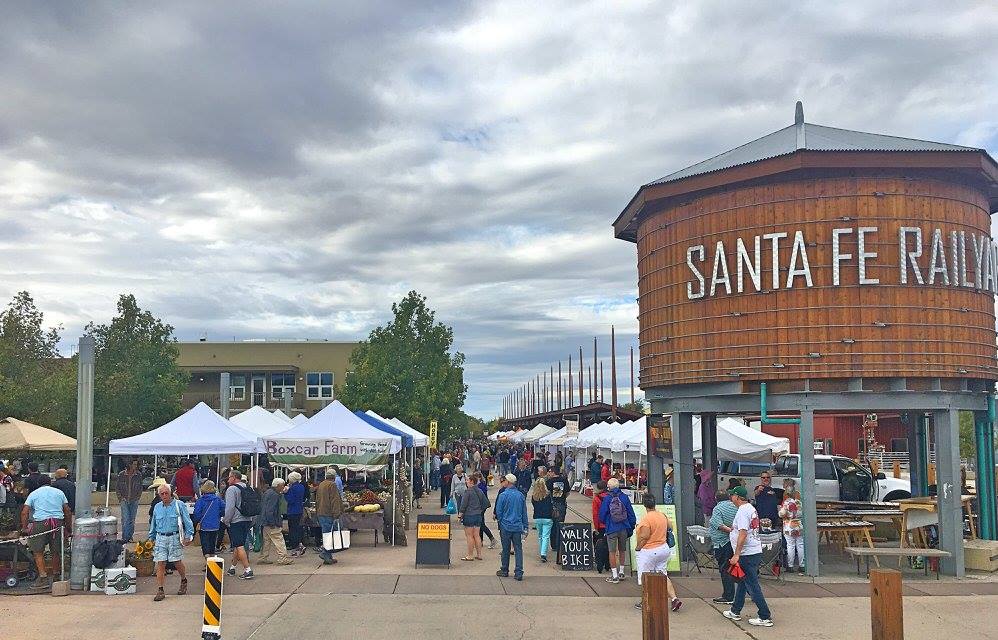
[0,292,75,432]
[85,294,187,443]
[959,410,975,460]
[621,398,647,413]
[338,291,467,443]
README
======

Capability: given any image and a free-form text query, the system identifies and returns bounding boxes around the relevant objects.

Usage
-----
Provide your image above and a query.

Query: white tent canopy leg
[105,455,112,509]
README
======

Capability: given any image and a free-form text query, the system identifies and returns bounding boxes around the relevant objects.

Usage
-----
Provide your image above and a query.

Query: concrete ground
[3,490,996,639]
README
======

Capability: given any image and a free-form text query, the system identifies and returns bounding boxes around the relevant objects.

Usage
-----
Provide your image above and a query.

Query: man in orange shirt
[633,492,681,612]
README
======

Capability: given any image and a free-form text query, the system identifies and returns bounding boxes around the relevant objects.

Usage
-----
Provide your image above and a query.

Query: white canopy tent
[521,423,556,444]
[271,409,294,423]
[367,411,429,447]
[538,426,568,448]
[232,405,294,437]
[693,417,790,462]
[508,430,529,442]
[110,402,259,455]
[291,413,309,425]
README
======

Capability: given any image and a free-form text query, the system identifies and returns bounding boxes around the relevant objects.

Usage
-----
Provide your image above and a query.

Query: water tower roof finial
[795,100,804,125]
[795,101,806,149]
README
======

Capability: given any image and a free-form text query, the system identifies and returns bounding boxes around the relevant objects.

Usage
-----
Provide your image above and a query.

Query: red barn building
[761,413,909,459]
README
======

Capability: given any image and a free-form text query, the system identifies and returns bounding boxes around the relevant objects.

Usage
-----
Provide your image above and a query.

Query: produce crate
[104,567,136,595]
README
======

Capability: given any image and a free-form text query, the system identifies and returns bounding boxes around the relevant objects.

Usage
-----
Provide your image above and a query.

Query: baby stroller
[0,538,38,588]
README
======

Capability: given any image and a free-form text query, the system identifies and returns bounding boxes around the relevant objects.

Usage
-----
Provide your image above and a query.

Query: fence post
[202,555,224,640]
[892,461,901,479]
[642,572,669,640]
[870,568,903,640]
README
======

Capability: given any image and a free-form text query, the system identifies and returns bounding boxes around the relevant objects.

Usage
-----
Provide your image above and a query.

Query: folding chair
[758,531,785,580]
[685,525,718,574]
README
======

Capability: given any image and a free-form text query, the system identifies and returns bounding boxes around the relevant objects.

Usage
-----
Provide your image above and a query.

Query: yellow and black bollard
[202,555,224,640]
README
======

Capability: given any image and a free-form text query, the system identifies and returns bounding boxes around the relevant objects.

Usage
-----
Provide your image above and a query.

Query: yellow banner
[417,522,449,540]
[429,420,438,449]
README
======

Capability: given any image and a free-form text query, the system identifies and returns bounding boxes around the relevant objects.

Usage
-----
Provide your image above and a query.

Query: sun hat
[149,477,168,490]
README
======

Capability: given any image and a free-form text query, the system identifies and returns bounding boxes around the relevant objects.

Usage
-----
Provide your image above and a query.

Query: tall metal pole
[71,335,96,591]
[588,366,593,403]
[558,361,562,410]
[549,365,554,412]
[593,337,598,403]
[630,346,635,405]
[568,355,574,407]
[543,371,547,413]
[611,325,618,420]
[220,372,231,419]
[74,336,95,518]
[578,347,584,406]
[600,361,605,406]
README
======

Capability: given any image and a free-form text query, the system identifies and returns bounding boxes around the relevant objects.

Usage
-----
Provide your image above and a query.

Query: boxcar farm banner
[263,438,392,467]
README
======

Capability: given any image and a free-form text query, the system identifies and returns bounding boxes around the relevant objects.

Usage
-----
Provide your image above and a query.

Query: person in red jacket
[172,460,197,502]
[600,460,612,483]
[592,481,609,532]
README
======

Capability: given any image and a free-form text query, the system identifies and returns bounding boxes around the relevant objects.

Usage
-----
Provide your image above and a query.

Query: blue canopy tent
[354,411,416,514]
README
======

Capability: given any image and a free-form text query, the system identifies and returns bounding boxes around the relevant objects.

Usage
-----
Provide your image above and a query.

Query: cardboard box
[104,567,136,595]
[964,539,998,572]
[88,566,105,592]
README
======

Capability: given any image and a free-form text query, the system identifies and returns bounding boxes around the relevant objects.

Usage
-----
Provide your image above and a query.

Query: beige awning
[0,417,77,451]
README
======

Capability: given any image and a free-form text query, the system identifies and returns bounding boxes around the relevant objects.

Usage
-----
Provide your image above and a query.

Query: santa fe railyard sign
[685,226,998,300]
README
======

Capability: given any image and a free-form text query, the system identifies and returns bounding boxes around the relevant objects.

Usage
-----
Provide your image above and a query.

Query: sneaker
[153,589,165,602]
[237,569,254,580]
[723,610,742,621]
[540,555,547,563]
[226,567,236,576]
[514,574,523,581]
[634,602,642,610]
[322,557,337,565]
[488,541,496,550]
[712,597,734,604]
[749,618,774,627]
[671,599,683,612]
[606,576,620,584]
[798,569,805,576]
[496,570,509,577]
[177,579,188,595]
[277,559,295,565]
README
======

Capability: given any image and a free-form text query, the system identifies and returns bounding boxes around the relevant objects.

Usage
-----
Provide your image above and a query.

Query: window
[814,459,836,480]
[782,457,799,477]
[890,438,908,452]
[857,438,867,454]
[229,374,246,401]
[271,373,296,399]
[306,372,334,399]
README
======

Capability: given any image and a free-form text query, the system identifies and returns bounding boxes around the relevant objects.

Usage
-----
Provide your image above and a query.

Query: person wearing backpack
[597,478,636,584]
[223,470,256,580]
[193,481,225,558]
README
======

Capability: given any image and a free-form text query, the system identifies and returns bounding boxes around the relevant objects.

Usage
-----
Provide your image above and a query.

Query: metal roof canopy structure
[500,401,643,431]
[614,102,998,241]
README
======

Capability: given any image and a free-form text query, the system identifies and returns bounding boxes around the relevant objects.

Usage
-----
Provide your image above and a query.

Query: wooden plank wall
[636,173,996,387]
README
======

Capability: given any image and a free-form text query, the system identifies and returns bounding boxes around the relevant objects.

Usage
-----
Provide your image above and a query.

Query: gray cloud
[0,1,995,417]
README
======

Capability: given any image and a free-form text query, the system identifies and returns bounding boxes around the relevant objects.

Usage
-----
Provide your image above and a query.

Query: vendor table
[817,521,878,567]
[896,496,976,553]
[339,510,385,547]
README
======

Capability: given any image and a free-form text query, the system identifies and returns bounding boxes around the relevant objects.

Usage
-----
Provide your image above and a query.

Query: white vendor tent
[261,400,402,470]
[538,426,568,447]
[606,417,647,452]
[291,413,309,425]
[521,423,556,444]
[271,409,294,423]
[508,429,529,442]
[109,402,259,455]
[570,421,616,449]
[232,405,294,437]
[694,417,790,463]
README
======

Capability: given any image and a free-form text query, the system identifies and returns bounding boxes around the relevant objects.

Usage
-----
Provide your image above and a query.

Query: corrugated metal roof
[647,121,981,187]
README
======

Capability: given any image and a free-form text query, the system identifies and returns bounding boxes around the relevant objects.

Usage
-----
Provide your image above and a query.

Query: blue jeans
[534,518,553,557]
[120,499,139,541]
[500,529,524,577]
[732,553,771,620]
[429,470,440,490]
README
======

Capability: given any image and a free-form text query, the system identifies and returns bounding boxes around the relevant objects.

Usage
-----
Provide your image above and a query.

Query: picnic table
[897,496,977,551]
[817,520,878,566]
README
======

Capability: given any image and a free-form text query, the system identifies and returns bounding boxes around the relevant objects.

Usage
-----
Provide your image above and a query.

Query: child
[779,488,804,575]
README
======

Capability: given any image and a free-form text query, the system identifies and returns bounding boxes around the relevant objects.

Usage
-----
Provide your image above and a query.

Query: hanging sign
[559,523,594,571]
[564,413,580,439]
[262,438,391,466]
[646,415,673,461]
[429,420,438,449]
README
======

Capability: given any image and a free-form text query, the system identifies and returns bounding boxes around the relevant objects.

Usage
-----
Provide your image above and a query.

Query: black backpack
[237,485,261,517]
[92,540,124,569]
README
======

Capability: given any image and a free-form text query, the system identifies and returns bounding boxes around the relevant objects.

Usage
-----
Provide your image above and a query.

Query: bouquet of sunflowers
[132,539,154,560]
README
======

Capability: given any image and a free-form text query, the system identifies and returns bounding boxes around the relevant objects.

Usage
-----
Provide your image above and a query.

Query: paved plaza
[2,491,996,639]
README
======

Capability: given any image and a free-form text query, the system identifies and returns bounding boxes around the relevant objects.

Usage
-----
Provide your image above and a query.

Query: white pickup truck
[719,454,911,502]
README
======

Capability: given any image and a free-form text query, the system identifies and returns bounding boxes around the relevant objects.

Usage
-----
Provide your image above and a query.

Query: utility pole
[71,336,96,590]
[611,325,618,420]
[220,372,231,419]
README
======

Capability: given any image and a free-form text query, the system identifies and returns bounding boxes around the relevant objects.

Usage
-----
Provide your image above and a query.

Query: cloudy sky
[1,2,996,418]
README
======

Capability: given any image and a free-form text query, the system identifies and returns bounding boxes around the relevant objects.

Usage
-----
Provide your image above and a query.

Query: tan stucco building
[177,340,358,416]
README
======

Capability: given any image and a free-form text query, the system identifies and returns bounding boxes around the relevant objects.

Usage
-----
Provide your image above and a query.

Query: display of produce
[342,489,389,511]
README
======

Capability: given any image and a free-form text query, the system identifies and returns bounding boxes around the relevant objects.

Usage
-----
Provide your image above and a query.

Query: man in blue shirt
[494,473,529,581]
[149,483,194,602]
[21,475,72,590]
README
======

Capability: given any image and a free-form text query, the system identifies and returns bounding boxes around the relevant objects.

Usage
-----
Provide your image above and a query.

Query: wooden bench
[845,546,951,579]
